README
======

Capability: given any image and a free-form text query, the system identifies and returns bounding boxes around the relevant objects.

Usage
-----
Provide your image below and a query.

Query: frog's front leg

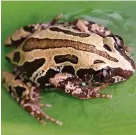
[2,71,62,125]
[50,73,112,99]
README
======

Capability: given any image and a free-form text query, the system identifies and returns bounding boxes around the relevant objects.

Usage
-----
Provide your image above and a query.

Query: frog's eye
[94,68,111,83]
[106,34,124,51]
[113,35,124,50]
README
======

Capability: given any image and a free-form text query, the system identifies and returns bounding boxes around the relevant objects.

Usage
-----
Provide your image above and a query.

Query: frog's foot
[21,98,62,125]
[2,71,63,126]
[40,103,52,108]
[41,13,63,30]
[49,13,63,25]
[71,19,112,37]
[50,73,112,99]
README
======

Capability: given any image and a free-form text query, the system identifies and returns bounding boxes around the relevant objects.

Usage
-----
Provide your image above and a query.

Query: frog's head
[93,34,135,83]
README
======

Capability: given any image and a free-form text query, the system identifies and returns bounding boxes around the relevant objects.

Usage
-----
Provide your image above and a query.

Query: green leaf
[2,1,136,135]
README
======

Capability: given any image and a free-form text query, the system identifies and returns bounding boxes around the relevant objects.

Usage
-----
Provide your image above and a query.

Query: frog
[2,13,135,125]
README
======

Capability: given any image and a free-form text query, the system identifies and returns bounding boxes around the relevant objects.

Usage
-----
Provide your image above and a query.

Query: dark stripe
[19,58,45,78]
[54,54,78,64]
[71,26,81,31]
[49,27,90,37]
[37,68,59,88]
[94,59,105,64]
[23,25,35,33]
[14,86,26,97]
[76,68,95,81]
[6,37,26,47]
[62,65,75,75]
[13,51,20,63]
[103,44,112,52]
[23,38,118,62]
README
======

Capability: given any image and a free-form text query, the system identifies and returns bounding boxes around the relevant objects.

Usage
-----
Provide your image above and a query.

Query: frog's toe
[92,93,112,99]
[22,99,62,125]
[39,103,52,108]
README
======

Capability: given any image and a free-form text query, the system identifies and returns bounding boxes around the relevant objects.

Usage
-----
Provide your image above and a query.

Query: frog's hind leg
[2,71,62,125]
[71,19,112,37]
[41,13,63,29]
[4,24,41,47]
[49,13,63,25]
[50,73,112,99]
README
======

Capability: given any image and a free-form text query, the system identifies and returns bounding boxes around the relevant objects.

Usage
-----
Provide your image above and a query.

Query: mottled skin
[2,14,135,125]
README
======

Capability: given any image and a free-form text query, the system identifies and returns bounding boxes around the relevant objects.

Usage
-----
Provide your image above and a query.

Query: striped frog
[2,14,135,125]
